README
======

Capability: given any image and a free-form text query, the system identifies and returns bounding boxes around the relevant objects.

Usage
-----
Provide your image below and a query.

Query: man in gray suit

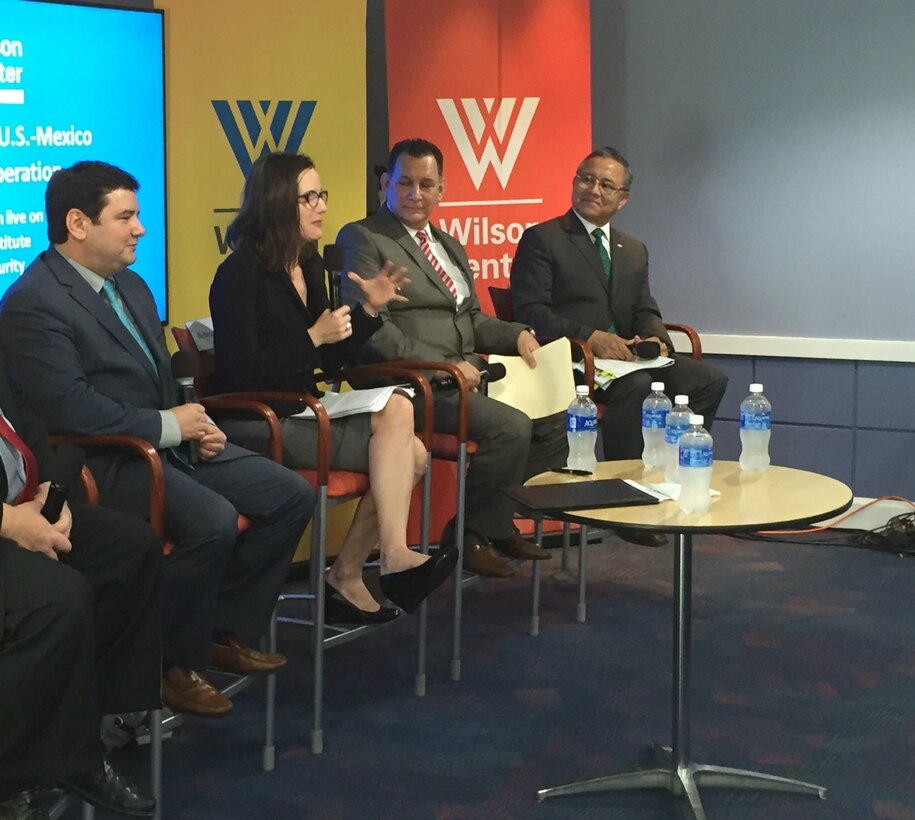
[0,161,314,717]
[338,139,567,579]
[511,146,727,463]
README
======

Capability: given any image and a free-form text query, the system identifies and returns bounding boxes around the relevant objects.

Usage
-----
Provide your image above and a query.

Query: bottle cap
[575,385,590,396]
[749,383,763,393]
[650,382,665,391]
[674,394,689,405]
[688,414,704,426]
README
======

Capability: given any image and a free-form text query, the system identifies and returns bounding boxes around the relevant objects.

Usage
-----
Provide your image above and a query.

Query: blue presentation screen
[0,0,167,319]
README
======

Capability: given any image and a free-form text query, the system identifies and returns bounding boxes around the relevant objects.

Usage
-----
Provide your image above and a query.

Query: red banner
[385,0,591,313]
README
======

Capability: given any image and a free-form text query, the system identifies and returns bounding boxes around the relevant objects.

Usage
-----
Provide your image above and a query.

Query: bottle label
[567,413,598,433]
[740,410,771,431]
[641,408,668,429]
[679,445,713,468]
[665,420,689,444]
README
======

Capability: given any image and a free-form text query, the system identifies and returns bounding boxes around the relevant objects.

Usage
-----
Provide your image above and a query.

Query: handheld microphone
[434,362,507,392]
[323,244,344,310]
[633,340,661,360]
[170,351,199,465]
[41,444,85,524]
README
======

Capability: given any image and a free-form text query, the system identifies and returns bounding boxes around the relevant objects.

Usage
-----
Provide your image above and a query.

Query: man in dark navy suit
[0,161,314,717]
[0,366,160,818]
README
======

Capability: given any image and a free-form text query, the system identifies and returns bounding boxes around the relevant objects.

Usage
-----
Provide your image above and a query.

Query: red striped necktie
[0,412,39,504]
[416,229,458,300]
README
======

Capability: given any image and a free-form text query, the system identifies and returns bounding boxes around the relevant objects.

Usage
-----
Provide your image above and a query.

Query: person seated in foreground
[209,151,456,620]
[0,161,314,718]
[0,368,160,819]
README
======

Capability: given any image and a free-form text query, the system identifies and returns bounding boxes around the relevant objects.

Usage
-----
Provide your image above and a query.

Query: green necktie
[591,228,616,334]
[102,279,157,370]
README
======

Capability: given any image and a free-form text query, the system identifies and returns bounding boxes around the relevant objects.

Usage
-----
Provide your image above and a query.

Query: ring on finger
[345,321,352,330]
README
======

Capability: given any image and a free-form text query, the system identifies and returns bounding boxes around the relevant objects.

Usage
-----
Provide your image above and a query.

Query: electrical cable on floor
[735,495,915,556]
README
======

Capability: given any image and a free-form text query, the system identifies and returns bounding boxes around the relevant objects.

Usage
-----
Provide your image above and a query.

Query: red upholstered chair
[171,326,435,753]
[54,412,277,819]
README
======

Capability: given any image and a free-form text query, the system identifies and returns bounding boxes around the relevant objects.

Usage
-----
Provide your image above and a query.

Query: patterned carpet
[108,532,915,820]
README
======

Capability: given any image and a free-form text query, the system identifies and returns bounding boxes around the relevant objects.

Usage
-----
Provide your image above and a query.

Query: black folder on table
[503,479,660,513]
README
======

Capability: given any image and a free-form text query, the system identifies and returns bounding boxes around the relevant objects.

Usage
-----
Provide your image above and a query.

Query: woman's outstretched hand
[348,261,410,313]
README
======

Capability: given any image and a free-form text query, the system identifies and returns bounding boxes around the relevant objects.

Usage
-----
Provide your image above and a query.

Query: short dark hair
[225,152,316,271]
[578,146,633,190]
[387,138,444,176]
[46,161,139,244]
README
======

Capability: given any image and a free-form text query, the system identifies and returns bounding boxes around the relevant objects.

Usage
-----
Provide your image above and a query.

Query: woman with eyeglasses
[209,151,456,623]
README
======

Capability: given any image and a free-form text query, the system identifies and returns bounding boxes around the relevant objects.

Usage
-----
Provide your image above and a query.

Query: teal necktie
[102,279,157,370]
[591,228,616,334]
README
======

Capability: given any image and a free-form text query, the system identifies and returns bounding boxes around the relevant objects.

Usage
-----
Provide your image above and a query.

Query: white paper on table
[647,482,721,501]
[574,355,674,389]
[290,385,414,420]
[487,337,576,419]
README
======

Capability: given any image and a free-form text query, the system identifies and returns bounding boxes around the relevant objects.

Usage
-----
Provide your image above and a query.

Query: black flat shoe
[324,582,400,625]
[61,758,156,818]
[380,546,459,613]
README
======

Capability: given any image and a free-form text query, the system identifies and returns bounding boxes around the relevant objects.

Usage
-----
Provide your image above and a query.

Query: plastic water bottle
[642,381,672,469]
[739,383,772,472]
[566,385,598,473]
[678,414,713,514]
[664,394,692,483]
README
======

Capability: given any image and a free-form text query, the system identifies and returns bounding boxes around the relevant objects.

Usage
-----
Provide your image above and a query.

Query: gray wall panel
[854,430,915,499]
[755,359,856,427]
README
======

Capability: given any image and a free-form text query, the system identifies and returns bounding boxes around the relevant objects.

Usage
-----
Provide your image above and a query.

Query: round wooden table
[530,461,853,820]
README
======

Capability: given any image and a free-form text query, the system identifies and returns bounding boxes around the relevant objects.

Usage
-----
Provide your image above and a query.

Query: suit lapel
[46,250,160,384]
[562,211,610,292]
[378,208,459,303]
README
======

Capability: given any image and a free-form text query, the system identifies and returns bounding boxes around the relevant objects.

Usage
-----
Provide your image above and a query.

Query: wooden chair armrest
[208,391,331,482]
[50,434,166,537]
[378,360,472,443]
[664,322,702,361]
[338,364,434,449]
[201,395,284,464]
[79,465,99,506]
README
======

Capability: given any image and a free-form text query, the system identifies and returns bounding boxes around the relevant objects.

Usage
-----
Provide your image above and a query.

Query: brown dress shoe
[162,667,232,717]
[462,537,515,578]
[211,633,287,675]
[441,521,515,578]
[491,529,552,561]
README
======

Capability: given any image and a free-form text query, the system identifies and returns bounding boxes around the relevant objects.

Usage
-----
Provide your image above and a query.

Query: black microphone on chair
[171,350,199,465]
[41,444,85,524]
[434,362,507,392]
[323,244,345,310]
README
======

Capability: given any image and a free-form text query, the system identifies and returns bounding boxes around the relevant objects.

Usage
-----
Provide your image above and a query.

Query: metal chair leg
[451,443,467,682]
[415,457,432,697]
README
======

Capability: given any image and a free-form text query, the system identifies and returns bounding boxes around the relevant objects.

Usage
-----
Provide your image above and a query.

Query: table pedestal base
[537,758,825,820]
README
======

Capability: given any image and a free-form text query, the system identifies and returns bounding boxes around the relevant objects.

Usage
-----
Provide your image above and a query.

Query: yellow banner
[155,0,367,333]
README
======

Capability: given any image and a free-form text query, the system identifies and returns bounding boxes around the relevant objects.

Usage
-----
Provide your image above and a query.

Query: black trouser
[0,503,162,785]
[597,354,728,461]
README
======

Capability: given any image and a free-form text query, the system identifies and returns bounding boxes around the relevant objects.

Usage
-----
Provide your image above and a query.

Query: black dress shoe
[61,758,156,818]
[324,582,400,625]
[614,526,668,547]
[379,547,459,613]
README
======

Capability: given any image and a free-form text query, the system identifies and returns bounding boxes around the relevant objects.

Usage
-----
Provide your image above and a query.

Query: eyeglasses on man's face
[298,189,329,207]
[574,173,628,195]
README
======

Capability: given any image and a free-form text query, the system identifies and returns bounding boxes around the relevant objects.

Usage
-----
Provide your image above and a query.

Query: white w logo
[437,97,539,190]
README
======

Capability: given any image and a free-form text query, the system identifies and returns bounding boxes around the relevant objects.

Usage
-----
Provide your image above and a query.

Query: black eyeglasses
[575,173,628,195]
[298,189,329,207]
